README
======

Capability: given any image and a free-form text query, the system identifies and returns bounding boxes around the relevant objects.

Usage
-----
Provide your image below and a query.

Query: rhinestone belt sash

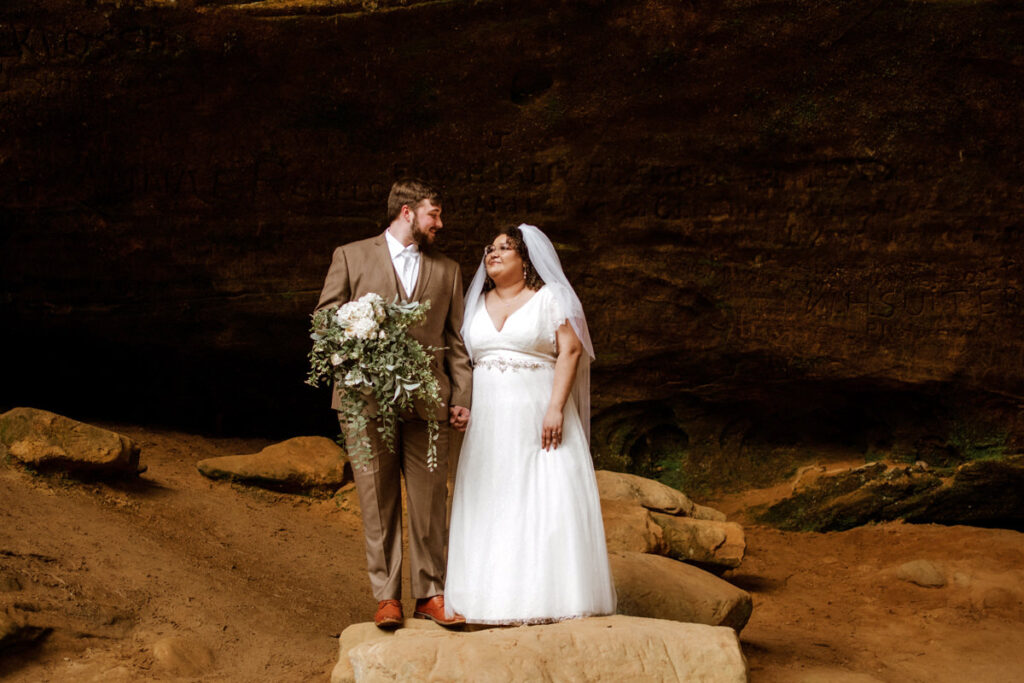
[475,358,552,373]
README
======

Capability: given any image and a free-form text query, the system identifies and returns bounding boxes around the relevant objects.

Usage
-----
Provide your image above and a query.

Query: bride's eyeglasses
[483,244,517,256]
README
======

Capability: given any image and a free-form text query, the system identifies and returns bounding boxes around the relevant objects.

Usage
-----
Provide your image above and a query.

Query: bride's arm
[542,322,582,450]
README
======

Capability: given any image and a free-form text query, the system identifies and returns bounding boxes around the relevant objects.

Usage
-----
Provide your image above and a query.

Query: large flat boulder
[0,407,140,476]
[651,513,746,570]
[334,615,747,683]
[610,551,752,632]
[197,436,350,494]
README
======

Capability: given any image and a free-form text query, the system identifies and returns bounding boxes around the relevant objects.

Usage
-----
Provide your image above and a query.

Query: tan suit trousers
[342,414,450,601]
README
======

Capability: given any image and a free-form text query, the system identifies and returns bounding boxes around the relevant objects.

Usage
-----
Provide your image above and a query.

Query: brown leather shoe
[374,599,403,629]
[413,595,466,627]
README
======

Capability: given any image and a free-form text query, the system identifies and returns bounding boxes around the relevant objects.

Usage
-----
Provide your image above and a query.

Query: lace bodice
[467,285,568,368]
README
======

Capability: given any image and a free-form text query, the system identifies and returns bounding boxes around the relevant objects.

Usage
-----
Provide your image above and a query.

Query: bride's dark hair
[482,225,546,292]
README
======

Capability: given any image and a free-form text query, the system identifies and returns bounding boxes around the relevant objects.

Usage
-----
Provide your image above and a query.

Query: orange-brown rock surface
[1,0,1021,495]
[333,616,748,683]
[196,435,351,494]
[0,407,141,476]
[757,455,1024,531]
[3,422,1024,681]
[596,470,751,626]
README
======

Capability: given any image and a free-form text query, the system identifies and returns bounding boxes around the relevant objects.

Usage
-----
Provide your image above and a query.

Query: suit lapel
[371,234,403,300]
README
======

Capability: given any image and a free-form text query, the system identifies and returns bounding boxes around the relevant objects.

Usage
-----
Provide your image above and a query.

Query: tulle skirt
[445,362,617,624]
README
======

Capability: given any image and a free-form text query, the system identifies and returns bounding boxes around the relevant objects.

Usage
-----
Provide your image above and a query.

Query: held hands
[541,406,564,451]
[449,405,470,432]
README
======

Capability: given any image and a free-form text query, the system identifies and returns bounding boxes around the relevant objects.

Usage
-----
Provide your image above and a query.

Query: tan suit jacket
[315,233,473,419]
[315,231,472,601]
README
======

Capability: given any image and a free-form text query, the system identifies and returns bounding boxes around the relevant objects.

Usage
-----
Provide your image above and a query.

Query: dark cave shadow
[737,638,772,654]
[20,467,175,499]
[95,473,175,498]
[725,572,786,593]
[0,628,54,678]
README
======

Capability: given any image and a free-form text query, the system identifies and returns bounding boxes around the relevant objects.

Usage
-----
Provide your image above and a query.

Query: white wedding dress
[445,284,617,624]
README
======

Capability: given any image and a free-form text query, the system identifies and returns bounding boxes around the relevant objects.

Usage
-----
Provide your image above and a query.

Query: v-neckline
[485,287,542,333]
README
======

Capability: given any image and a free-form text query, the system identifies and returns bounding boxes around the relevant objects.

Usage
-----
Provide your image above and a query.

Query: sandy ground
[2,425,1024,682]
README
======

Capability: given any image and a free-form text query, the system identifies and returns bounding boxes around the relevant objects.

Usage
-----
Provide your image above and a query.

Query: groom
[315,178,473,629]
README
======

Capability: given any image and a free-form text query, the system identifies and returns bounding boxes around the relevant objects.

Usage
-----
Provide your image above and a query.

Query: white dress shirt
[385,229,420,297]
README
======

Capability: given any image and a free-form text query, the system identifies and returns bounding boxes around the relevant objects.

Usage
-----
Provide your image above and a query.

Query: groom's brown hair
[387,178,442,222]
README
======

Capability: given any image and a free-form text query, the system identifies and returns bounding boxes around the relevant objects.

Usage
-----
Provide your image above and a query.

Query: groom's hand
[449,406,470,432]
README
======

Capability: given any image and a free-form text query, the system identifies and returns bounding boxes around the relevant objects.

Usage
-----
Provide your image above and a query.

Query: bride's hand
[542,407,564,451]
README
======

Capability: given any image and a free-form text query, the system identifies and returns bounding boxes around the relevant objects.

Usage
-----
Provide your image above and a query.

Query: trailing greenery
[307,294,442,471]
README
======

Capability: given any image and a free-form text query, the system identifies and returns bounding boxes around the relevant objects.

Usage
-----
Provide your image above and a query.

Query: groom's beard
[410,215,437,249]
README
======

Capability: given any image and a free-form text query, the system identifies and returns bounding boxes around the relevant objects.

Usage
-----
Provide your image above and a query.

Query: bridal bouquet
[306,293,443,471]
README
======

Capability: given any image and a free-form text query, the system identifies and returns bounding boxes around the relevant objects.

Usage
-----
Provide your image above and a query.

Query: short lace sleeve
[542,284,570,350]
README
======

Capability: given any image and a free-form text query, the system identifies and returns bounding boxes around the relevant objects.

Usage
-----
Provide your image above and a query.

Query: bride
[444,223,616,624]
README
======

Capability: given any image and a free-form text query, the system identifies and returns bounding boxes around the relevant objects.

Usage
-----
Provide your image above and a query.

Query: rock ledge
[332,615,747,682]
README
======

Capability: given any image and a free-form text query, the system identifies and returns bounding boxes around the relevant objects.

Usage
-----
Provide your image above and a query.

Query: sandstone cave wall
[1,0,1022,484]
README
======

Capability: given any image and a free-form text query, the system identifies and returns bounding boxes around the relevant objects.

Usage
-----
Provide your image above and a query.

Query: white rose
[356,301,375,322]
[347,317,378,340]
[337,300,372,323]
[335,302,357,325]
